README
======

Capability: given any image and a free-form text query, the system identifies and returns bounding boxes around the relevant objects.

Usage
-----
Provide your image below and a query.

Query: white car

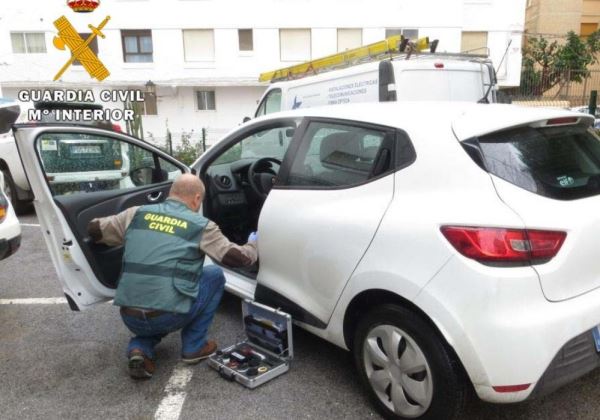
[0,99,32,214]
[0,171,21,260]
[9,102,600,419]
[0,100,126,212]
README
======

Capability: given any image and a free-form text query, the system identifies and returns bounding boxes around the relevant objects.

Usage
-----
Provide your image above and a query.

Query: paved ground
[2,210,600,419]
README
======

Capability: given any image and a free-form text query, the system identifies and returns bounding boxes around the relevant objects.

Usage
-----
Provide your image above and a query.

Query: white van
[255,54,497,118]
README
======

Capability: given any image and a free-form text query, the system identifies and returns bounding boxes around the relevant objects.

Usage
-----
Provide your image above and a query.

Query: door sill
[223,267,256,299]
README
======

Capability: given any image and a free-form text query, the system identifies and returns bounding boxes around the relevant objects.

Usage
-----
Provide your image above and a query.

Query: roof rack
[259,35,490,83]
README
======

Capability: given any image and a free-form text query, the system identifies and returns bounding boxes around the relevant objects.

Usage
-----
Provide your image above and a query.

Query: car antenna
[478,39,512,104]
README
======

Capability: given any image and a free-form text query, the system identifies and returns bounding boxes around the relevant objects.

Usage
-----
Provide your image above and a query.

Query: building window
[280,29,311,62]
[238,29,253,52]
[183,29,215,61]
[385,28,419,40]
[73,33,98,66]
[337,28,362,52]
[461,31,488,53]
[11,32,46,54]
[196,90,216,110]
[581,23,598,38]
[121,30,153,63]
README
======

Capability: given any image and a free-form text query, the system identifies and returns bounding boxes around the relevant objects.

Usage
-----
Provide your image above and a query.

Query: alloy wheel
[363,325,433,418]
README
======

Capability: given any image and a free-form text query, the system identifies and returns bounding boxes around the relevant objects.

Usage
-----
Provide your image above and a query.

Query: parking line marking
[154,365,194,420]
[0,297,67,305]
[20,223,41,227]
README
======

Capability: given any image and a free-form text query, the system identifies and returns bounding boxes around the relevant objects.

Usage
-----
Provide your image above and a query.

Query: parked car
[8,101,600,420]
[0,100,124,212]
[0,171,21,261]
[0,99,31,214]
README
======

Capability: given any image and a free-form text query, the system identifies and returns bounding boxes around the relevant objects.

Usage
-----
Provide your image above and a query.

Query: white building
[0,0,526,148]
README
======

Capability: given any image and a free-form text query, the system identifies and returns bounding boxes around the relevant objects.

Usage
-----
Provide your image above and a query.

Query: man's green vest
[114,199,209,314]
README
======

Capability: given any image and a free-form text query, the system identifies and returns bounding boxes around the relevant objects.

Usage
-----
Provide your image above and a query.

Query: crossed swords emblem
[52,15,111,81]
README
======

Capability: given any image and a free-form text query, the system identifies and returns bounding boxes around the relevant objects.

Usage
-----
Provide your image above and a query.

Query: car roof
[251,101,594,140]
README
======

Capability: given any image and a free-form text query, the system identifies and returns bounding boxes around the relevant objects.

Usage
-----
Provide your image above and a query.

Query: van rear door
[394,61,489,102]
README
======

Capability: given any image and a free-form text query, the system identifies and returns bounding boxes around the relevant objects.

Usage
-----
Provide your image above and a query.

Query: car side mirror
[0,102,20,135]
[130,167,168,186]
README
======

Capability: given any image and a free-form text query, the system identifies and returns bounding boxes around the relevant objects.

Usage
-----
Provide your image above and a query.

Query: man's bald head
[169,174,205,212]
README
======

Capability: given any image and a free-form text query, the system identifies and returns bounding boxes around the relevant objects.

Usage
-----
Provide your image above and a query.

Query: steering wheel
[248,157,282,200]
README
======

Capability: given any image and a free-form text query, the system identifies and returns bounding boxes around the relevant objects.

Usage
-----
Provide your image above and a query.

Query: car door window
[36,132,183,196]
[285,121,389,188]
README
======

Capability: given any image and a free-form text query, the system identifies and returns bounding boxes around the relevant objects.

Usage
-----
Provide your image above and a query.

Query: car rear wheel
[1,170,30,215]
[354,304,468,420]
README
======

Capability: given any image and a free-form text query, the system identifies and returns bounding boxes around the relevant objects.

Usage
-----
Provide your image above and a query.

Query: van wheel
[1,170,30,215]
[353,304,467,420]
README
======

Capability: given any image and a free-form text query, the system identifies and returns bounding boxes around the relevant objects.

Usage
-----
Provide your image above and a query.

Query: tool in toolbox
[208,299,293,389]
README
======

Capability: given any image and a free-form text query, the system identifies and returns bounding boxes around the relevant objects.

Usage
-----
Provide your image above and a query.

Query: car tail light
[546,117,578,126]
[112,124,122,132]
[434,62,444,69]
[440,226,566,264]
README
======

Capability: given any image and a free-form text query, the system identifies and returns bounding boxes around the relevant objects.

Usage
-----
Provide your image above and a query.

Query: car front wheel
[354,304,468,420]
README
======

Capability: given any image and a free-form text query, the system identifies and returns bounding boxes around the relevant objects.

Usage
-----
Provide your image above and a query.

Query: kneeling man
[88,174,257,379]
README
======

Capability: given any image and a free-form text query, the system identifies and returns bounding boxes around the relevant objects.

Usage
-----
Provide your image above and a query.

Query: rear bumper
[415,255,600,403]
[530,328,600,399]
[0,233,21,260]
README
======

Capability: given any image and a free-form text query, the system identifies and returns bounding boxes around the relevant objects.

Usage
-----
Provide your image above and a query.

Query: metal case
[208,299,293,388]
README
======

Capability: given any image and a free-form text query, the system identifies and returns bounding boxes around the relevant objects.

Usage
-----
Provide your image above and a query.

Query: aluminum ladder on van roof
[259,35,493,83]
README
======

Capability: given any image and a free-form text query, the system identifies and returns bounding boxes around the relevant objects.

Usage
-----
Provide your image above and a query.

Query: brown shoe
[128,349,155,379]
[182,340,217,365]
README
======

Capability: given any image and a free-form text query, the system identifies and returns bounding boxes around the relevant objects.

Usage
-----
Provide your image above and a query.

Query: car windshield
[477,124,600,200]
[211,125,294,166]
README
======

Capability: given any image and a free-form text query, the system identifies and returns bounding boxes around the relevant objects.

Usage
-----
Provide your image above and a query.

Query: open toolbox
[208,299,293,388]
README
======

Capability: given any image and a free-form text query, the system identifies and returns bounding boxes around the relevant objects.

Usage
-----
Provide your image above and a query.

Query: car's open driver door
[12,123,188,311]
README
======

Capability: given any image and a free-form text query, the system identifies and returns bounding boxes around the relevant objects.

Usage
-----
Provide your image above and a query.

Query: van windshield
[477,125,600,200]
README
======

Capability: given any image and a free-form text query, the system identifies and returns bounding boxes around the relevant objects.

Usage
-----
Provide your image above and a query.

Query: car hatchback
[9,102,600,420]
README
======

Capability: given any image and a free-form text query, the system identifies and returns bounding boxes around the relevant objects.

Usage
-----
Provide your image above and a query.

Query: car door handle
[147,191,163,202]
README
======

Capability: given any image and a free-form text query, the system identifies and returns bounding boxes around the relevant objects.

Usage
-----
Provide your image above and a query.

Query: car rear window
[477,125,600,200]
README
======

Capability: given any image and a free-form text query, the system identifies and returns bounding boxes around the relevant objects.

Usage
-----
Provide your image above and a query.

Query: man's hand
[248,231,258,242]
[87,220,102,242]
